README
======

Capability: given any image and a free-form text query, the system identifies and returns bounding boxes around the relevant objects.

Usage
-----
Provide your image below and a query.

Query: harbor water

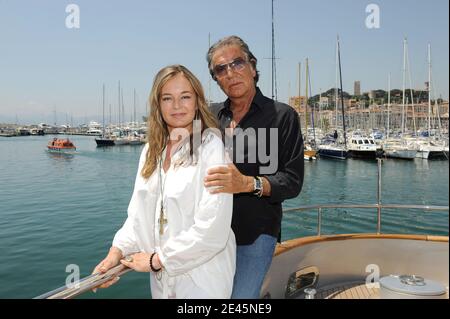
[0,135,448,298]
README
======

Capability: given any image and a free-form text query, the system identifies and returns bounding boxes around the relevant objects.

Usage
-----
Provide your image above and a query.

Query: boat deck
[315,282,380,299]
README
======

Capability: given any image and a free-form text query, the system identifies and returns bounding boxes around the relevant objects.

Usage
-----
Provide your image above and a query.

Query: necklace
[158,157,168,235]
[151,156,168,282]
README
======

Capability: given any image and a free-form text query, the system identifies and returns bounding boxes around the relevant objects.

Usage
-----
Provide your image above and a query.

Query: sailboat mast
[298,62,303,136]
[337,36,347,148]
[406,43,416,133]
[305,58,309,135]
[435,98,442,136]
[319,90,323,131]
[121,88,125,128]
[133,89,136,127]
[387,73,391,139]
[402,38,407,135]
[428,43,432,135]
[118,81,121,127]
[308,59,317,145]
[335,40,339,129]
[102,83,105,137]
[271,0,277,101]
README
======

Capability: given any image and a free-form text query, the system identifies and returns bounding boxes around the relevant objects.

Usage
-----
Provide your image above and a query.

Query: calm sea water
[0,135,448,298]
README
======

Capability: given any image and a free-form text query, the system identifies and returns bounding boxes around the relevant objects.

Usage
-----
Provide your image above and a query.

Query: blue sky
[0,0,448,124]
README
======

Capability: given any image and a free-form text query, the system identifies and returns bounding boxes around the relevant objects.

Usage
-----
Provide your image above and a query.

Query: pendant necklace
[158,157,168,235]
[153,156,168,282]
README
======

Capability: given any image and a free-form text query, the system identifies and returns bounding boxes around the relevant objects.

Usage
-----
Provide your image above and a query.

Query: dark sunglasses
[213,57,248,78]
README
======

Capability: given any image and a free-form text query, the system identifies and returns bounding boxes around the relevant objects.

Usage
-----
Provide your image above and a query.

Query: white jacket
[112,132,236,298]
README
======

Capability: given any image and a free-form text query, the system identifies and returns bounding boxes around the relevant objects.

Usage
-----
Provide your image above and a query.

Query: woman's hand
[91,246,123,292]
[120,252,152,272]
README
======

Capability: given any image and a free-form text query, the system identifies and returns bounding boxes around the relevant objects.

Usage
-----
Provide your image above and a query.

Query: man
[204,35,304,299]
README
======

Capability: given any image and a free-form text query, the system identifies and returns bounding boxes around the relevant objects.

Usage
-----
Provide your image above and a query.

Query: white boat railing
[283,203,448,236]
[284,159,448,235]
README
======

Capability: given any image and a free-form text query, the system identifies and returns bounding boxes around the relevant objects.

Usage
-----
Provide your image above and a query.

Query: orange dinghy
[47,138,77,153]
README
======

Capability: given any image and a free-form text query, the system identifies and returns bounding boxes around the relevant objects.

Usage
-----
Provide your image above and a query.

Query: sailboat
[318,36,348,160]
[409,44,448,159]
[383,73,417,159]
[95,84,115,146]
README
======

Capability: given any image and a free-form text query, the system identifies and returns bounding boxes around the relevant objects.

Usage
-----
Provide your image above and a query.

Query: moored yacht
[382,139,417,160]
[95,135,115,146]
[347,133,382,159]
[317,142,348,160]
[410,139,449,160]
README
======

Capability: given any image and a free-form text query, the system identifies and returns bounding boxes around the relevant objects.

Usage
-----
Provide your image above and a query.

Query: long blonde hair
[141,65,218,179]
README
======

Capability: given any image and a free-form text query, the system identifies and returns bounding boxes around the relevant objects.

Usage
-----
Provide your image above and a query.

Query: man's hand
[204,163,253,194]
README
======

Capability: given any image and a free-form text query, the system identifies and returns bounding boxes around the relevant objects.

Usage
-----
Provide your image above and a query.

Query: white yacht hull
[416,150,430,159]
[385,149,417,159]
[114,138,129,145]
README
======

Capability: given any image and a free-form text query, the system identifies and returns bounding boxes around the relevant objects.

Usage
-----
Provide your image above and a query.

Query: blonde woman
[93,65,235,298]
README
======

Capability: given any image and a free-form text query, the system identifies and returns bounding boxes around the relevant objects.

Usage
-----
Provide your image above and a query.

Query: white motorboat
[347,132,382,159]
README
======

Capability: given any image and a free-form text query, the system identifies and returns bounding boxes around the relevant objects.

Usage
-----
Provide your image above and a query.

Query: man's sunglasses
[213,57,248,78]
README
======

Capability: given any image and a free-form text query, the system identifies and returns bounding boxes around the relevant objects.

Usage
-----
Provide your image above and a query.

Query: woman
[93,65,236,298]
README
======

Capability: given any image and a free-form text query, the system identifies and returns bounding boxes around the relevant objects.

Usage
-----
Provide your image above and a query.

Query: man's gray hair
[206,35,259,83]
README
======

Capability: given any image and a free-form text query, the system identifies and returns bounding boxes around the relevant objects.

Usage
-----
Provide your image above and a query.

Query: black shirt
[210,87,304,245]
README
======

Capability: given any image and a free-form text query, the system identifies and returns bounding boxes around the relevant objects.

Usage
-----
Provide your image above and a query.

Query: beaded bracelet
[150,252,162,272]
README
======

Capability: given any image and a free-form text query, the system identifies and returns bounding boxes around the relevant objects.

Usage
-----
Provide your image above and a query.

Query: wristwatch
[253,176,263,197]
